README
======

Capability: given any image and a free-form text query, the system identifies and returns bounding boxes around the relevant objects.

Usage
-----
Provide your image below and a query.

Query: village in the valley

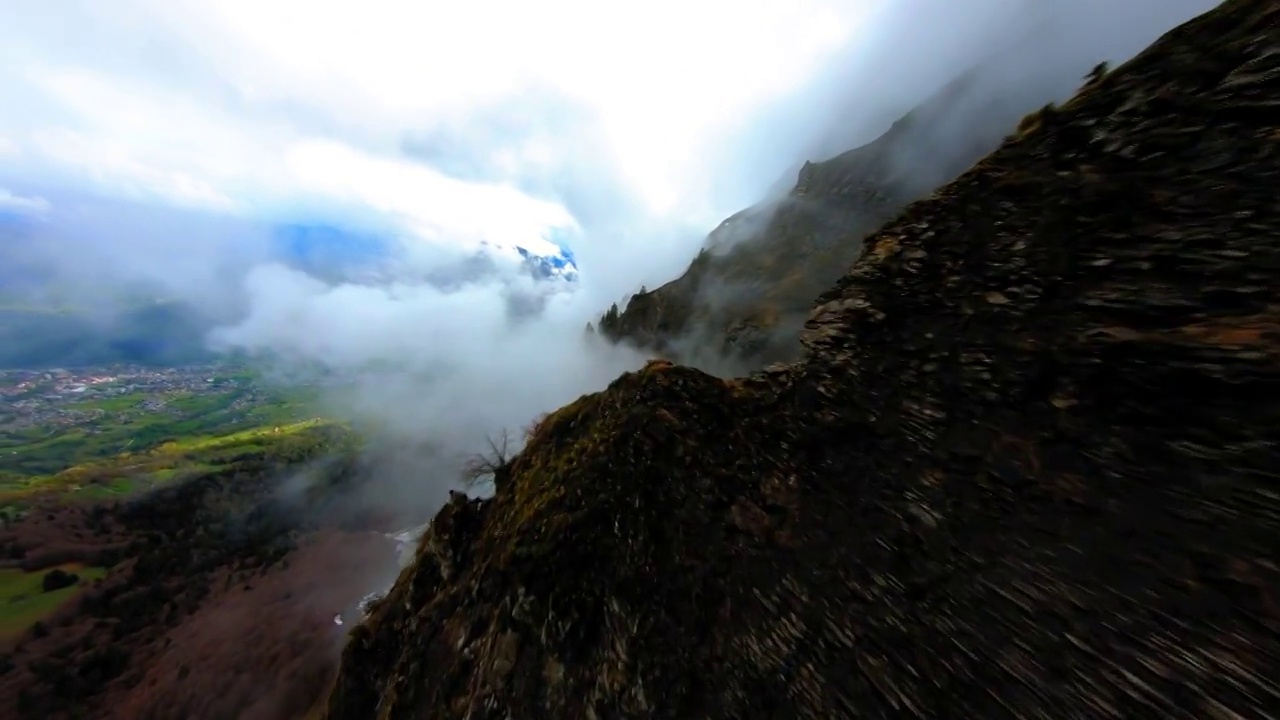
[0,365,260,432]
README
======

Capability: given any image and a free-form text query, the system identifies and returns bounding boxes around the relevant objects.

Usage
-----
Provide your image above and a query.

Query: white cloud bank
[0,1,873,229]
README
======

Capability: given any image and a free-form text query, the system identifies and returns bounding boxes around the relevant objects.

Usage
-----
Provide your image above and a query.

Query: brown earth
[325,1,1280,717]
[100,529,394,720]
[0,504,131,574]
[1,452,403,720]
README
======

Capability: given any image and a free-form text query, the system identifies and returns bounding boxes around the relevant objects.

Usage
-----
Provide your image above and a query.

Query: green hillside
[0,418,348,511]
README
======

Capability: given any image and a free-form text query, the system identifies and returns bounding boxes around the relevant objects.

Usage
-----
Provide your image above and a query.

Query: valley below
[0,363,413,718]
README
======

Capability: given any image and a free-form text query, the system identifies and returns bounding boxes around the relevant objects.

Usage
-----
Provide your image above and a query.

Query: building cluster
[0,364,245,432]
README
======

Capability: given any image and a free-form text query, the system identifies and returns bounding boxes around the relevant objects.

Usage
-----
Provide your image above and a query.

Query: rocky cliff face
[596,73,1011,372]
[325,1,1280,717]
[595,10,1209,373]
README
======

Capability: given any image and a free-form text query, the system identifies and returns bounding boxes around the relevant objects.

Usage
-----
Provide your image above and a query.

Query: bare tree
[460,428,514,487]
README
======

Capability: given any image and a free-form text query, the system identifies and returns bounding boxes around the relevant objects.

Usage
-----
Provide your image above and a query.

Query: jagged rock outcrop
[596,6,1218,373]
[596,73,1011,371]
[326,1,1280,717]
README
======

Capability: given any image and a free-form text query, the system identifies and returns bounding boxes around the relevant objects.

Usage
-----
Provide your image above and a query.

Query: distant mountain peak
[271,222,580,285]
[515,243,579,282]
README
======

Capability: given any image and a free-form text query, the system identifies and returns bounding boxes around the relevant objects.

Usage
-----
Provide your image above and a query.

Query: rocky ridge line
[326,1,1280,717]
[596,26,1119,371]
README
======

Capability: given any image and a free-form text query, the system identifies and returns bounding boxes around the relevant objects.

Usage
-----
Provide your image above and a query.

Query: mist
[208,262,648,453]
[699,0,1222,211]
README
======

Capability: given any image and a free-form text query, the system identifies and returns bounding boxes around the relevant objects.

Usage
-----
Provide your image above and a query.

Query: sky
[0,1,874,275]
[0,0,1223,490]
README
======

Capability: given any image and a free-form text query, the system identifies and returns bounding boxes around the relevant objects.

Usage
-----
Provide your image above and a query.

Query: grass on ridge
[0,564,111,641]
[0,418,344,508]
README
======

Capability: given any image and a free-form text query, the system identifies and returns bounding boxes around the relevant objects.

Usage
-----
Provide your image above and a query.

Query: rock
[326,2,1280,718]
[594,15,1167,373]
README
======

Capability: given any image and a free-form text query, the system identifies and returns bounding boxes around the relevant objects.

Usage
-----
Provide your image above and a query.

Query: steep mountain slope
[595,9,1207,372]
[596,73,1008,370]
[0,428,400,720]
[326,1,1279,718]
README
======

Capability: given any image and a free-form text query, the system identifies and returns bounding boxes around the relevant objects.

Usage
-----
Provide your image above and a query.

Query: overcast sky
[0,1,1220,297]
[0,1,876,271]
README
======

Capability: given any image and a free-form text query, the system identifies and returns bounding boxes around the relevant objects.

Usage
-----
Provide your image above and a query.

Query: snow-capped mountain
[516,243,579,282]
[274,222,579,285]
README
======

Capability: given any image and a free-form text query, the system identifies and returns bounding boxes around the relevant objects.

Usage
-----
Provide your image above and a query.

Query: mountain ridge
[594,66,1040,370]
[595,4,1215,373]
[324,0,1280,716]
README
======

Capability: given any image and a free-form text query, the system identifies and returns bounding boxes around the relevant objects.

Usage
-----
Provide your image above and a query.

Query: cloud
[0,192,274,315]
[209,263,644,448]
[282,139,577,257]
[0,188,51,216]
[0,1,876,230]
[0,0,883,357]
[134,0,867,214]
[29,127,238,211]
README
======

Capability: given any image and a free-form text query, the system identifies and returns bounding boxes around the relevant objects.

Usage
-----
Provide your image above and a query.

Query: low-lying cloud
[210,263,645,448]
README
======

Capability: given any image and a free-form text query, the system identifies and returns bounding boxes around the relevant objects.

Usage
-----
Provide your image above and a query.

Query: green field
[0,564,111,641]
[1,384,324,479]
[0,361,353,512]
[0,417,349,509]
[0,391,356,645]
[0,415,354,639]
[0,362,363,644]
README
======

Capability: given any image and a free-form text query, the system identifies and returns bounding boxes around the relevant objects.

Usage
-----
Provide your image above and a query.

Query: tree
[42,568,79,592]
[461,429,514,488]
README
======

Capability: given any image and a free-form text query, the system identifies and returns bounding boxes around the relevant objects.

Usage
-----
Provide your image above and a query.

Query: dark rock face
[596,64,1090,371]
[596,79,996,372]
[326,1,1280,718]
